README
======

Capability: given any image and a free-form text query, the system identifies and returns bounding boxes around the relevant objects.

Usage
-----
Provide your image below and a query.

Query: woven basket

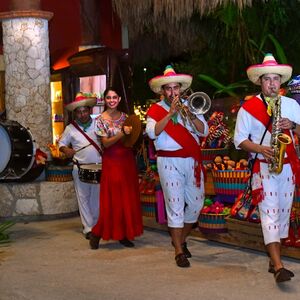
[294,185,300,208]
[141,194,156,218]
[201,148,229,162]
[212,170,250,203]
[204,170,215,195]
[45,164,73,182]
[198,213,229,233]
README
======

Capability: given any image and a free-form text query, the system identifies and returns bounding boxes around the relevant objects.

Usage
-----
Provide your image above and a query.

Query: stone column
[0,1,53,152]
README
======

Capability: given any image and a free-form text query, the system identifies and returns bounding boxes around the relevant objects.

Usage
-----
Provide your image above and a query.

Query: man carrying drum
[59,93,102,239]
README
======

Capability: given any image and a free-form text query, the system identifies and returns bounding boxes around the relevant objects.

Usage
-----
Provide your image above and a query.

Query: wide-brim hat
[65,92,97,111]
[122,114,142,148]
[247,53,292,85]
[149,65,192,94]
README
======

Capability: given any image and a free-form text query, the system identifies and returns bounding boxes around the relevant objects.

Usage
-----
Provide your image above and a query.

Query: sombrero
[247,53,292,85]
[149,65,192,94]
[65,92,97,111]
[122,114,142,148]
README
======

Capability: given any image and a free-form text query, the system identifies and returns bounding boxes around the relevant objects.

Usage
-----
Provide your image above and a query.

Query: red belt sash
[147,103,203,186]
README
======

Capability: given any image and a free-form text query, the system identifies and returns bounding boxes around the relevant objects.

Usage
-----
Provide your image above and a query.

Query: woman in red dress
[89,87,143,248]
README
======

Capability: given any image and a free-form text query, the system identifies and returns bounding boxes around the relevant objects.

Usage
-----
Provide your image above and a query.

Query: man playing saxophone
[234,53,300,283]
[146,65,209,268]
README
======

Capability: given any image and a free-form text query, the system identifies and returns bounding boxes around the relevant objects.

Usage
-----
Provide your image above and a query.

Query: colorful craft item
[201,111,231,149]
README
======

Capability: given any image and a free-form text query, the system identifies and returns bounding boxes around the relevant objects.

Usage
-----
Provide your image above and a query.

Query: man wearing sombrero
[146,66,209,268]
[59,92,102,239]
[234,54,300,283]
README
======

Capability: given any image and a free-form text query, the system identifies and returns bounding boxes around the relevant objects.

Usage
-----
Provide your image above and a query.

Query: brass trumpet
[175,91,211,132]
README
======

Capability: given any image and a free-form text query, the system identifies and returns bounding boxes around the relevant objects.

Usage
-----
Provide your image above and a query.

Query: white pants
[258,162,294,245]
[157,157,204,228]
[73,166,100,234]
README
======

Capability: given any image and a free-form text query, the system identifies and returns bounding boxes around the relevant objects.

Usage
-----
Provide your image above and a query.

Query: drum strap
[71,121,103,154]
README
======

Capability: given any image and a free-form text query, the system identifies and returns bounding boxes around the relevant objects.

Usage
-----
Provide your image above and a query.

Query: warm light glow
[50,81,64,144]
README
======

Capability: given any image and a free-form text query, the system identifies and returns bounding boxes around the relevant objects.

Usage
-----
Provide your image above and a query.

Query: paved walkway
[0,216,300,300]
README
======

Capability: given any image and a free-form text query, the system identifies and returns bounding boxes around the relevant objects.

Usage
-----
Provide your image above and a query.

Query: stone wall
[0,181,78,220]
[2,17,52,152]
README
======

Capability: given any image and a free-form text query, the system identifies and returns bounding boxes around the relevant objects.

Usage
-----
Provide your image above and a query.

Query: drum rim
[0,120,36,180]
[79,163,102,170]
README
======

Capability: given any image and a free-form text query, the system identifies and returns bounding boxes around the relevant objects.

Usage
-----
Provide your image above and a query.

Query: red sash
[71,121,102,154]
[147,103,203,186]
[243,96,300,186]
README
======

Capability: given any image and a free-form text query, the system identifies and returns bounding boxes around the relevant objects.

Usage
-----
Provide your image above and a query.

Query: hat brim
[149,74,192,94]
[65,98,97,111]
[247,65,292,85]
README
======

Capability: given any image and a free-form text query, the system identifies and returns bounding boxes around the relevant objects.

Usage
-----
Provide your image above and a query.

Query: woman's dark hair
[103,87,121,98]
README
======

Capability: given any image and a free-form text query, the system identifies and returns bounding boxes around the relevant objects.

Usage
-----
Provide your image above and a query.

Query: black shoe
[182,242,192,258]
[274,268,292,283]
[175,253,190,268]
[268,262,294,277]
[172,241,192,258]
[85,232,92,240]
[119,238,135,248]
[89,233,100,250]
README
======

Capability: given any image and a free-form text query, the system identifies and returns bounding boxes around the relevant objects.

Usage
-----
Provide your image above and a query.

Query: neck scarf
[76,118,92,132]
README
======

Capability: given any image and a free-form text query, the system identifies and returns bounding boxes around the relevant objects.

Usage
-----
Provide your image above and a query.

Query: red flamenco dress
[92,138,143,241]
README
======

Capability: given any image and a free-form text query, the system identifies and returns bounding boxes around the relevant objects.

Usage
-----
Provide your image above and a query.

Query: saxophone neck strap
[242,96,272,186]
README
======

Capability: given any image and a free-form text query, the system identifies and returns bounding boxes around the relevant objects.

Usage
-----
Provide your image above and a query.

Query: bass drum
[0,120,41,182]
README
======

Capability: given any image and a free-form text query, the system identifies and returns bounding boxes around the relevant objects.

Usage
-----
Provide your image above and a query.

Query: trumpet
[175,91,211,132]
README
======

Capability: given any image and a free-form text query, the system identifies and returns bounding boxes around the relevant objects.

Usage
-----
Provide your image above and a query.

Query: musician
[146,65,209,268]
[59,93,102,239]
[89,87,143,249]
[234,53,300,283]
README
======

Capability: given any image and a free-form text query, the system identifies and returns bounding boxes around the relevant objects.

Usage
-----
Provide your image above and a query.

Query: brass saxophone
[267,94,292,174]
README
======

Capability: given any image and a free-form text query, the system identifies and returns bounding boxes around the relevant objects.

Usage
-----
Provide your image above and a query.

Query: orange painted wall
[0,0,122,70]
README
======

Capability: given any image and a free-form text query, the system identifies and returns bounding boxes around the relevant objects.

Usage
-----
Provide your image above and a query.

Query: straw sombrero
[149,65,192,94]
[247,53,292,85]
[65,92,97,111]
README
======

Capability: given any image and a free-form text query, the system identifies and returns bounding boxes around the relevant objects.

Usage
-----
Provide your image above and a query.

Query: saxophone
[267,94,292,174]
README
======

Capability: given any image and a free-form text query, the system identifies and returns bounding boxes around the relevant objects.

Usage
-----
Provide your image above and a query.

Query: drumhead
[80,163,102,170]
[0,126,11,173]
[0,120,36,181]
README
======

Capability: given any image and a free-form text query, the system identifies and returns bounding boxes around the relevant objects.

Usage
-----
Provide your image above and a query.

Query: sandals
[175,253,190,268]
[171,241,192,258]
[268,262,294,277]
[181,242,192,258]
[89,233,101,250]
[274,268,292,283]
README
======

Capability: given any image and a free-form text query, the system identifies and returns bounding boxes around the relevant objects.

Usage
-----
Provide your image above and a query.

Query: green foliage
[198,74,249,98]
[0,221,15,245]
[132,0,300,104]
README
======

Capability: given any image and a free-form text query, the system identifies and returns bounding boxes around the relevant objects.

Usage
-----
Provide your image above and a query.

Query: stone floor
[0,216,300,300]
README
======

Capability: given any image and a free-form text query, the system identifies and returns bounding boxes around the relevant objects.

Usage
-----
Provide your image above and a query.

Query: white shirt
[59,118,102,164]
[146,100,209,151]
[234,95,300,159]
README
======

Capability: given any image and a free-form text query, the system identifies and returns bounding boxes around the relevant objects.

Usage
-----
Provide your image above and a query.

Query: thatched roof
[113,0,255,23]
[112,0,264,63]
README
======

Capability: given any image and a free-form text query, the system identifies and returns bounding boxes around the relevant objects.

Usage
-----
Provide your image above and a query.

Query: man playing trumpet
[234,54,300,283]
[146,65,209,268]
